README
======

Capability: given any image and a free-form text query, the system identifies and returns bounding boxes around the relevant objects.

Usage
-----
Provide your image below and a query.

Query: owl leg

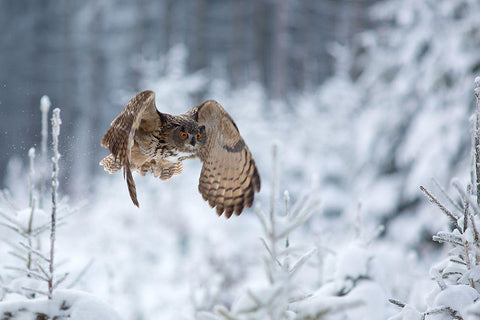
[159,162,183,180]
[99,154,122,173]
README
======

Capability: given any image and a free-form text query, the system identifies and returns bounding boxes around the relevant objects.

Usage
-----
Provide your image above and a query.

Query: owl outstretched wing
[193,100,261,218]
[100,90,161,207]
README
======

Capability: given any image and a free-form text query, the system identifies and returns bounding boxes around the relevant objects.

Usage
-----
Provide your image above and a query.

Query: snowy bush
[389,78,480,320]
[0,98,120,319]
[309,0,480,251]
[190,146,407,320]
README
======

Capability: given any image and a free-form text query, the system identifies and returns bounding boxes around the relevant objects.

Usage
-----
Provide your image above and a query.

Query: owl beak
[190,137,196,146]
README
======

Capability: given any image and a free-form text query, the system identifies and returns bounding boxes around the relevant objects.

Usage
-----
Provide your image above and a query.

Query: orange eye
[197,133,202,139]
[180,131,188,139]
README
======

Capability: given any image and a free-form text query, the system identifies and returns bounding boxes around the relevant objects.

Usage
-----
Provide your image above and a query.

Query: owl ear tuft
[157,111,167,125]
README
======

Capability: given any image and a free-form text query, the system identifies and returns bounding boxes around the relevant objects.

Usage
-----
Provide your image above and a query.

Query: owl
[100,90,261,218]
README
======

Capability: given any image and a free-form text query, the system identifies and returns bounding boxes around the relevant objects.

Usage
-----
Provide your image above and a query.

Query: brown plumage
[100,90,261,217]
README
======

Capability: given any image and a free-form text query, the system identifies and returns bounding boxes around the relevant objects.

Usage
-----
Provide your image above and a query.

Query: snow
[39,96,51,114]
[388,305,423,320]
[434,285,479,319]
[0,290,121,320]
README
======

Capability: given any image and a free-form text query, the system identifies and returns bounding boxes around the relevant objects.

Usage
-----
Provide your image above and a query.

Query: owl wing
[100,90,161,207]
[193,100,261,218]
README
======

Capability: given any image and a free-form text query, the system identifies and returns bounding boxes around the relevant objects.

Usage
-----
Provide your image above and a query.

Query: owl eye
[180,131,188,140]
[197,133,202,139]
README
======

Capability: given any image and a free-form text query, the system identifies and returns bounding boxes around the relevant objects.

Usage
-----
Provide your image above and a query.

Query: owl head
[170,121,206,152]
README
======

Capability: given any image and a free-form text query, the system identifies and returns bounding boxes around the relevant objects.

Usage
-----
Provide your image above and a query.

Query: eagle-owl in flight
[100,90,261,218]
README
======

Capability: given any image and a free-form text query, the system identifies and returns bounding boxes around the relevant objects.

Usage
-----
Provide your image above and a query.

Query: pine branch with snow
[47,108,63,299]
[389,77,480,320]
[0,97,119,319]
[198,145,342,320]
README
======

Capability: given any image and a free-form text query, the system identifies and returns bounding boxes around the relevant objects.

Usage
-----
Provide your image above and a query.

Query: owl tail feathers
[99,154,122,174]
[124,161,140,207]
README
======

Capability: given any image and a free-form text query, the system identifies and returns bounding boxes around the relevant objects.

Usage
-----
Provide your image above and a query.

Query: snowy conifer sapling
[389,77,480,319]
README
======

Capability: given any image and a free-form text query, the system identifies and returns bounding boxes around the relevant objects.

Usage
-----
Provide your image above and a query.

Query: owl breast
[164,150,196,162]
[136,132,197,163]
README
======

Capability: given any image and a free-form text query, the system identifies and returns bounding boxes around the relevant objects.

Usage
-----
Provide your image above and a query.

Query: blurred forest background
[0,0,376,191]
[2,0,480,242]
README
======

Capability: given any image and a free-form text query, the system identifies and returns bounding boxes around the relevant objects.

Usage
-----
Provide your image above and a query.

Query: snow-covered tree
[315,0,480,248]
[389,77,480,320]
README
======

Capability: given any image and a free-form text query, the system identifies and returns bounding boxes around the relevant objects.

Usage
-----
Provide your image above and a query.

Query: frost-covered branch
[474,77,480,206]
[203,145,320,320]
[391,76,480,320]
[39,95,51,209]
[48,108,62,300]
[27,148,36,273]
[420,185,458,227]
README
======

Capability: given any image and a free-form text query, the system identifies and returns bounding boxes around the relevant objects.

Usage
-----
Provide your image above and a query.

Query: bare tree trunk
[254,0,269,89]
[229,0,244,88]
[190,0,207,72]
[163,0,175,53]
[270,0,289,101]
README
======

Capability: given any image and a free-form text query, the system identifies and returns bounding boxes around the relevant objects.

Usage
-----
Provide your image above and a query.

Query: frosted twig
[40,95,51,208]
[469,212,479,241]
[7,250,27,262]
[21,287,49,297]
[247,289,264,308]
[1,189,19,212]
[432,232,463,246]
[53,272,69,290]
[27,195,36,272]
[28,148,36,209]
[366,225,385,246]
[388,298,406,308]
[420,186,459,228]
[474,77,480,206]
[287,292,313,303]
[432,178,462,212]
[0,222,27,238]
[470,115,477,195]
[269,144,278,264]
[289,247,316,276]
[35,261,49,279]
[424,306,456,317]
[270,144,278,226]
[19,241,50,263]
[277,207,315,239]
[463,194,470,233]
[290,193,309,219]
[48,108,62,299]
[259,237,282,267]
[431,268,446,290]
[0,210,22,229]
[215,306,237,320]
[67,259,94,289]
[262,256,274,284]
[255,206,269,233]
[284,190,290,217]
[452,179,480,216]
[1,238,24,253]
[4,267,48,282]
[284,191,291,270]
[32,220,67,238]
[449,257,467,265]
